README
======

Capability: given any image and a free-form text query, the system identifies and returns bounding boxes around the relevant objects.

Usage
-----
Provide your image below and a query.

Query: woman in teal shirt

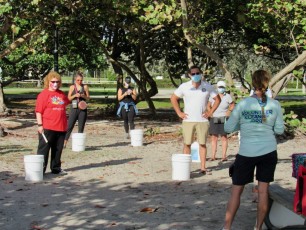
[222,70,284,230]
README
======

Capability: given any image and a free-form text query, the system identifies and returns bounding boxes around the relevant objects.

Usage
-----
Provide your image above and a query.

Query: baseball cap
[217,81,226,88]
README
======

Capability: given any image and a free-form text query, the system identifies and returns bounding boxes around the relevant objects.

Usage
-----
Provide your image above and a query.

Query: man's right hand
[178,111,188,119]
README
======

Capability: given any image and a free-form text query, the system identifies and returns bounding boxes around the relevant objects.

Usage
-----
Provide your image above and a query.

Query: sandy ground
[0,117,303,230]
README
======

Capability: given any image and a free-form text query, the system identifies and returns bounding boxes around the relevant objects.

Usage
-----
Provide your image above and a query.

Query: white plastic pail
[72,133,86,152]
[172,154,191,180]
[130,129,143,147]
[24,155,44,182]
[191,142,200,162]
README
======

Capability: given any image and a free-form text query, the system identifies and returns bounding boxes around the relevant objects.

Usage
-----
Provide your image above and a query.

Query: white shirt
[174,80,218,122]
[209,93,233,117]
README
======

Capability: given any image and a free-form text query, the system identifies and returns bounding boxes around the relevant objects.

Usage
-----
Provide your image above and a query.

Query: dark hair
[188,65,202,74]
[252,70,271,104]
[125,76,131,83]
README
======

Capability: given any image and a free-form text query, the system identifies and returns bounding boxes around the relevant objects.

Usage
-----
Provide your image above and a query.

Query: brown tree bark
[180,0,234,86]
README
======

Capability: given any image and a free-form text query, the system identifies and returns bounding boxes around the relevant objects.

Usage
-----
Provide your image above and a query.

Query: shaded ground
[0,113,304,230]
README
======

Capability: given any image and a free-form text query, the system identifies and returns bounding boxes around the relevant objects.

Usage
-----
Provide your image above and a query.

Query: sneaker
[52,168,67,175]
[58,169,68,175]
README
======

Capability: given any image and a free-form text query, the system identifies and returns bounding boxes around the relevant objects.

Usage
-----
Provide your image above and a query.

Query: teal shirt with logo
[224,97,284,157]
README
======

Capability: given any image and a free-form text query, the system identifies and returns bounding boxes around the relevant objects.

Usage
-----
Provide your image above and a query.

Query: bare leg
[221,135,228,160]
[255,181,269,230]
[224,185,245,229]
[199,144,207,170]
[210,135,218,160]
[183,144,191,154]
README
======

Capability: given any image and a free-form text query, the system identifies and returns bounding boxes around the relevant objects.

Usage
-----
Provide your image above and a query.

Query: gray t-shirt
[209,93,233,117]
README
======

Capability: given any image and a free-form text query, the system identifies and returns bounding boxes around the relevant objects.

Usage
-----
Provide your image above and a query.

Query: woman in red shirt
[35,71,70,174]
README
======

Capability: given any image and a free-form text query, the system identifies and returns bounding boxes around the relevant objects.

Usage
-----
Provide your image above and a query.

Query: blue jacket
[116,101,138,117]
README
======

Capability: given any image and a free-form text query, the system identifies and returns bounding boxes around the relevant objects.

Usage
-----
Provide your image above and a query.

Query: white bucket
[72,133,86,152]
[24,155,44,182]
[130,129,143,147]
[172,154,191,181]
[191,142,200,162]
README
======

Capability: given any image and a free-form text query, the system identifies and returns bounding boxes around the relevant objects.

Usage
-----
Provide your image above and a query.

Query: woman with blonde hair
[35,71,70,175]
[222,70,284,230]
[64,71,90,147]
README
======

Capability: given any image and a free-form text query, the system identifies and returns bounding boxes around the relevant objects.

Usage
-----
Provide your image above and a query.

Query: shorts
[182,121,209,145]
[209,118,227,136]
[232,150,278,185]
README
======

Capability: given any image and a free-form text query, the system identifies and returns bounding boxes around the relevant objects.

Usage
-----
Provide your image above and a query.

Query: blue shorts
[232,150,278,185]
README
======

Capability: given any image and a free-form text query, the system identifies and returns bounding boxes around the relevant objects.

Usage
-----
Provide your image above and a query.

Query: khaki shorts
[182,121,209,145]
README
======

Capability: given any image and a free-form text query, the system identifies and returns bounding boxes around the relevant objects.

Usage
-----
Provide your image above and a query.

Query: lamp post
[53,24,59,73]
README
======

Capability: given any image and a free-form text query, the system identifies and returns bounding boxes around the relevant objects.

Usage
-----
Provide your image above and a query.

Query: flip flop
[221,158,228,162]
[208,158,216,161]
[200,169,212,175]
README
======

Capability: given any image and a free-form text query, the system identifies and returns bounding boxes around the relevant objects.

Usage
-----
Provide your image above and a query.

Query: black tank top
[72,84,86,102]
[120,87,134,103]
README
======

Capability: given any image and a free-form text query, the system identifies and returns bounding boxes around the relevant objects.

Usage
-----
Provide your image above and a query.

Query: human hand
[37,126,44,134]
[178,111,188,120]
[203,111,212,119]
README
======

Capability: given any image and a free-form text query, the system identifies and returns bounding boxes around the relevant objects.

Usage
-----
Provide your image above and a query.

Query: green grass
[3,87,306,118]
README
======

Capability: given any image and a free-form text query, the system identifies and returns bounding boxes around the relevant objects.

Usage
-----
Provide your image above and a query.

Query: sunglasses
[50,81,60,83]
[191,72,201,76]
[76,80,83,82]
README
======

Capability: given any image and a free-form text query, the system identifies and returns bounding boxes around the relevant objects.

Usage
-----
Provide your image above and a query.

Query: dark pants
[121,106,135,133]
[37,129,66,173]
[65,108,87,141]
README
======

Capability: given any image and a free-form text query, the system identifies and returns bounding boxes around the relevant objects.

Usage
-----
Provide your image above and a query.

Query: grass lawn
[3,87,306,118]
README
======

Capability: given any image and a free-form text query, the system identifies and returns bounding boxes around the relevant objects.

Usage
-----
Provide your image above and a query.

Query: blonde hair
[43,71,62,89]
[74,71,84,79]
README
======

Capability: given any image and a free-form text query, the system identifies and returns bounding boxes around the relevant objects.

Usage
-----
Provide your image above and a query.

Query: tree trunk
[138,25,157,116]
[270,51,306,88]
[272,74,292,97]
[180,0,234,86]
[0,83,7,113]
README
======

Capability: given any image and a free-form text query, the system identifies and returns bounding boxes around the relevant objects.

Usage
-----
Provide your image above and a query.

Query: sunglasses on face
[191,72,201,76]
[51,81,60,83]
[76,79,83,82]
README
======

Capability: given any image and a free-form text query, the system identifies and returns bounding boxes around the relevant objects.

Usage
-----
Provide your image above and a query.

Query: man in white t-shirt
[170,66,221,174]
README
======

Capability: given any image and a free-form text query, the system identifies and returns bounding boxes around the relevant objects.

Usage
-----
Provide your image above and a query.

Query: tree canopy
[0,0,306,113]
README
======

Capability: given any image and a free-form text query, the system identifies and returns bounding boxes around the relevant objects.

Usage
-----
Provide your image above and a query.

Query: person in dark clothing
[117,76,138,139]
[64,71,90,147]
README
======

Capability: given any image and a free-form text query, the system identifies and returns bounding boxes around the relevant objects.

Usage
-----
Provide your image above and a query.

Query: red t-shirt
[35,89,70,132]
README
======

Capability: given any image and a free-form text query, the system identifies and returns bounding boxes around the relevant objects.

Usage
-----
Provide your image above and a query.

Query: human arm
[170,93,188,119]
[131,88,137,101]
[226,102,235,117]
[36,112,44,134]
[273,102,285,135]
[117,88,126,101]
[68,85,80,101]
[80,85,90,100]
[206,100,212,113]
[204,94,221,118]
[224,102,240,133]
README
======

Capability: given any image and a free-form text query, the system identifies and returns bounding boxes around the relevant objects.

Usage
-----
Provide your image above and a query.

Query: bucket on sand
[72,133,86,152]
[172,154,191,181]
[24,155,44,182]
[191,141,200,162]
[130,129,143,147]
